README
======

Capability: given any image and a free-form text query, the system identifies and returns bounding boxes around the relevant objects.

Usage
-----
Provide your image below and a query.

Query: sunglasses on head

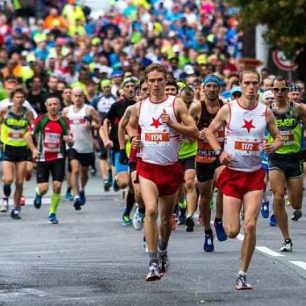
[272,87,288,93]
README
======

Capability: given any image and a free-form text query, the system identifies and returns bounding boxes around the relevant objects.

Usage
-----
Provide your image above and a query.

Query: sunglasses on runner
[272,87,288,93]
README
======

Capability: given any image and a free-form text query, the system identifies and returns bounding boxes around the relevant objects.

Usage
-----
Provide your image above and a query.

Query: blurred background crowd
[0,0,304,113]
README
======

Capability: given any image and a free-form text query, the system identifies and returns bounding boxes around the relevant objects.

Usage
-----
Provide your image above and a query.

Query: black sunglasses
[272,87,288,93]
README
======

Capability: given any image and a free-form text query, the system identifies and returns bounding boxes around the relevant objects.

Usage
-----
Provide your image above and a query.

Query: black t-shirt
[106,97,136,151]
[27,90,48,114]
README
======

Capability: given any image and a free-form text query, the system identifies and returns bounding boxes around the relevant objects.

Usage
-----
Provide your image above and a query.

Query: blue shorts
[111,150,129,174]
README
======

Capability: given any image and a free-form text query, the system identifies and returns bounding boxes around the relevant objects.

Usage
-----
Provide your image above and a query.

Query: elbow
[191,127,199,138]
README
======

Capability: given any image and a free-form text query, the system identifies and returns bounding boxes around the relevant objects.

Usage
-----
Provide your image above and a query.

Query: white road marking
[256,246,284,257]
[290,261,306,270]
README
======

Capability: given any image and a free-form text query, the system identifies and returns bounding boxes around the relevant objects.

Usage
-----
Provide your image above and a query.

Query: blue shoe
[34,193,42,209]
[79,190,86,206]
[203,231,214,252]
[73,197,82,211]
[122,214,132,226]
[261,201,269,219]
[48,213,59,224]
[10,208,21,220]
[65,190,74,201]
[214,219,227,241]
[269,214,277,227]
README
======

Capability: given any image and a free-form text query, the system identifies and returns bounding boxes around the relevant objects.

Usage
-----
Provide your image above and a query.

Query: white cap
[263,89,274,100]
[183,65,195,75]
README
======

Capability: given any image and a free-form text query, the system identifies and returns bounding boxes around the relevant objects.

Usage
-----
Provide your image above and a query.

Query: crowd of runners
[1,0,306,291]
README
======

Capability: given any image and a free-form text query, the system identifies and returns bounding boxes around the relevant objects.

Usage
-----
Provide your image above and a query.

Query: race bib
[234,138,261,156]
[280,130,294,145]
[44,132,61,152]
[196,141,216,163]
[8,130,23,141]
[144,132,170,145]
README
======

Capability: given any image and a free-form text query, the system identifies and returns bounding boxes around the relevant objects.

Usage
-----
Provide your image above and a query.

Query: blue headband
[203,75,221,87]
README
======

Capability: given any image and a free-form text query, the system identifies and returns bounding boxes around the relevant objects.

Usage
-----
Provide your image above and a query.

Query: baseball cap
[111,70,123,77]
[231,86,242,95]
[101,79,112,88]
[183,65,195,75]
[263,89,274,100]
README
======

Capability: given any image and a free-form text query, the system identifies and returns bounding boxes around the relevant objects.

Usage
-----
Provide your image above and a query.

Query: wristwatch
[214,148,223,157]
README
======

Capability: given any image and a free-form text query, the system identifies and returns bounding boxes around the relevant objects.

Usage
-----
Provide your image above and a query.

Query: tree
[232,0,306,58]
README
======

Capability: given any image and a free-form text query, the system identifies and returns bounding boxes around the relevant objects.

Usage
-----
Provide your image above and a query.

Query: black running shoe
[158,250,170,274]
[186,216,195,232]
[10,208,21,220]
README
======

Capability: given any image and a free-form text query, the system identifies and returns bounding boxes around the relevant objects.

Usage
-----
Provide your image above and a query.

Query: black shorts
[196,160,220,182]
[67,148,95,167]
[129,162,137,172]
[269,156,304,179]
[1,144,29,162]
[36,158,65,183]
[179,155,195,170]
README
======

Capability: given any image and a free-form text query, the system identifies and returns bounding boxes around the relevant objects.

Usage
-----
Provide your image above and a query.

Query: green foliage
[231,0,306,57]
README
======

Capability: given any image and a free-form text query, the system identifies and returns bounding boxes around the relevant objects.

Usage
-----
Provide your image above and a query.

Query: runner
[100,77,137,225]
[0,86,34,218]
[177,86,198,232]
[189,74,227,250]
[268,76,306,250]
[127,63,198,281]
[25,96,73,224]
[205,69,282,289]
[91,79,116,191]
[62,88,100,210]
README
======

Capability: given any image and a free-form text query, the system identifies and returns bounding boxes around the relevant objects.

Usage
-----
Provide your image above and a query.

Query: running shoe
[214,219,227,241]
[146,261,162,282]
[113,177,120,192]
[19,195,26,206]
[90,168,97,177]
[280,239,293,252]
[142,237,148,253]
[0,197,9,212]
[79,190,86,206]
[122,214,132,226]
[291,210,302,221]
[197,215,203,225]
[10,208,21,220]
[158,250,170,274]
[235,274,253,290]
[48,213,59,224]
[269,214,277,227]
[203,231,214,252]
[33,193,42,209]
[186,215,195,232]
[65,190,74,201]
[177,208,186,225]
[133,207,144,230]
[103,179,111,192]
[260,201,269,219]
[73,196,82,211]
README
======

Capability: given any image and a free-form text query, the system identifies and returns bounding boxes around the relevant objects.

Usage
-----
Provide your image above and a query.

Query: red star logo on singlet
[242,119,255,133]
[151,117,162,128]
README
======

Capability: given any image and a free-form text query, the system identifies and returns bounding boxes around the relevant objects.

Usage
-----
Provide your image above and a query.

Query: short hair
[45,96,60,105]
[9,86,27,100]
[144,63,167,80]
[272,75,289,87]
[239,69,261,83]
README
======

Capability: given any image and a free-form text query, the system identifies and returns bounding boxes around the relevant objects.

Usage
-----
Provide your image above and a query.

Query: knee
[53,182,62,193]
[243,220,256,235]
[185,179,195,191]
[145,207,158,220]
[225,225,240,238]
[3,178,13,185]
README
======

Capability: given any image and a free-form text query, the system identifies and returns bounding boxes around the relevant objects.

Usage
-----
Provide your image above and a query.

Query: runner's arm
[163,98,198,138]
[118,105,133,150]
[189,101,201,124]
[265,108,283,152]
[87,106,101,129]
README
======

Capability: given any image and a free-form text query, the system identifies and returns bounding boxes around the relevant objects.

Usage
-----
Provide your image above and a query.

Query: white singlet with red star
[139,95,181,165]
[224,99,267,172]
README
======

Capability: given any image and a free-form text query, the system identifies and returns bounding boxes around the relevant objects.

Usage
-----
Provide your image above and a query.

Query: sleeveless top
[225,100,267,172]
[138,95,180,165]
[66,104,93,153]
[1,106,29,147]
[196,99,225,163]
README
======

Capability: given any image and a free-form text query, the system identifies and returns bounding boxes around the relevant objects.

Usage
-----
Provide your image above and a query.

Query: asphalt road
[1,173,306,306]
